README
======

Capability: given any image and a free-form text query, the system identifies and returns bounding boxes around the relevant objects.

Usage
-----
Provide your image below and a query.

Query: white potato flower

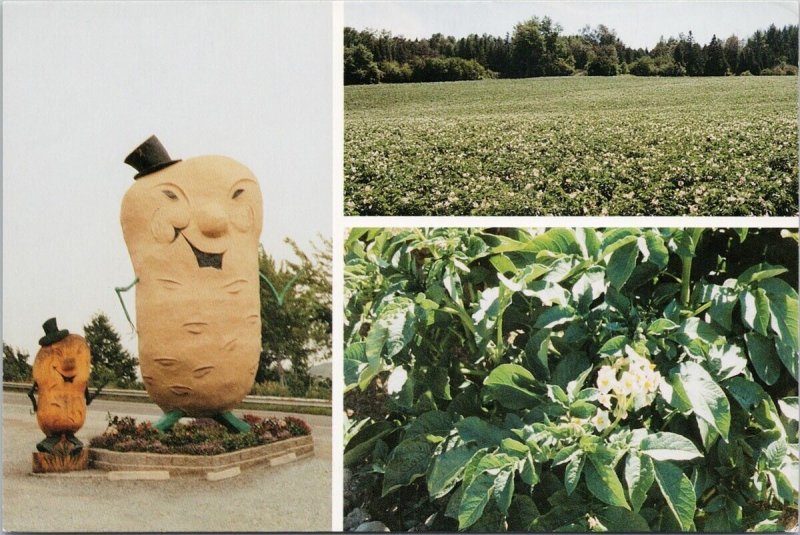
[591,409,610,432]
[598,393,613,408]
[614,370,638,396]
[596,365,617,393]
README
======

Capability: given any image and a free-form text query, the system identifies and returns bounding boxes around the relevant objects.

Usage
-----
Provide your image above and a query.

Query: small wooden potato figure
[28,318,103,457]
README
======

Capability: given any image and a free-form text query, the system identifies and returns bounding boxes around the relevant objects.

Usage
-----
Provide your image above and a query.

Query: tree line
[344,19,798,84]
[3,237,332,399]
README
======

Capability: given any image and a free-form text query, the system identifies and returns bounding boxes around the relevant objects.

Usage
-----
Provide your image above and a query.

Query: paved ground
[3,392,332,532]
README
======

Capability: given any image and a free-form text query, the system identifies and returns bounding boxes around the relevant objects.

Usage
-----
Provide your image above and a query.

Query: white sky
[345,1,799,49]
[3,1,332,359]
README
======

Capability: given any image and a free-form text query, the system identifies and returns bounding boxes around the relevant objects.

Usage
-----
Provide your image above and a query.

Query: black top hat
[39,318,70,347]
[124,135,181,179]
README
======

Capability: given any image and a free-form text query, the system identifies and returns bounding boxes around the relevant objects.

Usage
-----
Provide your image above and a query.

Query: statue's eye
[162,190,178,200]
[232,188,245,199]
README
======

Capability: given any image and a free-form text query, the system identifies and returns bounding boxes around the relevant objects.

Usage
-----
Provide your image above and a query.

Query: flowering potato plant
[343,228,798,532]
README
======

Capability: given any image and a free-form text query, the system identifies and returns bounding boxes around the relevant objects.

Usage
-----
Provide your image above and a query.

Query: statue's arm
[27,382,38,412]
[114,277,139,332]
[85,379,109,405]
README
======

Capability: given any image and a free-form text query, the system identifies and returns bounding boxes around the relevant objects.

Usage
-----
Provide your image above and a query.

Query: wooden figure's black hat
[39,318,70,347]
[124,135,181,179]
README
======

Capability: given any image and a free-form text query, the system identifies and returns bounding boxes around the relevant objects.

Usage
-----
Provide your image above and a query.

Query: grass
[344,76,797,216]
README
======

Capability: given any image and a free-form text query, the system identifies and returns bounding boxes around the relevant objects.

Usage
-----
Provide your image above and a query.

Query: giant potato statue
[28,318,95,453]
[120,136,263,432]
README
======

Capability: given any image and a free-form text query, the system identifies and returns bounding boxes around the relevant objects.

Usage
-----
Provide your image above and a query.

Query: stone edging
[89,435,314,476]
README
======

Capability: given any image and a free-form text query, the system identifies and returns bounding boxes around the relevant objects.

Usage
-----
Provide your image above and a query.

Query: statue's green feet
[154,409,186,433]
[65,433,84,453]
[36,435,61,453]
[213,411,251,433]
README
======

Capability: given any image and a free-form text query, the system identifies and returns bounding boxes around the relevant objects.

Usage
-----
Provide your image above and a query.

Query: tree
[83,313,138,388]
[511,17,548,77]
[258,237,332,395]
[723,35,741,73]
[704,34,728,75]
[587,45,619,75]
[344,45,381,85]
[3,343,32,382]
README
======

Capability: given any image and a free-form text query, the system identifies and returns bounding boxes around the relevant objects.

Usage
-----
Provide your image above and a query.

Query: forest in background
[344,18,798,84]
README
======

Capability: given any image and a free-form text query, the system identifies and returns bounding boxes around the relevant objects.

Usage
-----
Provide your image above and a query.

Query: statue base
[32,437,89,473]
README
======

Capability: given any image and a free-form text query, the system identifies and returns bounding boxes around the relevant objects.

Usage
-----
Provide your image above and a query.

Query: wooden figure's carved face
[32,335,91,435]
[120,156,263,416]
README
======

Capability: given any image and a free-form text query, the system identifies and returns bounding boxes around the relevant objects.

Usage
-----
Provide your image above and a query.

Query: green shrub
[379,60,413,83]
[250,380,292,397]
[344,227,799,532]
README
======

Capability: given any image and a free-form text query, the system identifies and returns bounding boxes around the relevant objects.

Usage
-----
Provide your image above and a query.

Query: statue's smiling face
[121,156,263,272]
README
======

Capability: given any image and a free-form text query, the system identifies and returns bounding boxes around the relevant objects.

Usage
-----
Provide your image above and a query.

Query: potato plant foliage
[344,77,797,216]
[344,228,799,532]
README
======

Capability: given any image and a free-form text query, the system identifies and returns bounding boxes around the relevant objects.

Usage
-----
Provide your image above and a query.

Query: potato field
[344,77,797,216]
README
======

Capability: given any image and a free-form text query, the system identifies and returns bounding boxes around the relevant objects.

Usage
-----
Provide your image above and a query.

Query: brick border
[89,435,313,476]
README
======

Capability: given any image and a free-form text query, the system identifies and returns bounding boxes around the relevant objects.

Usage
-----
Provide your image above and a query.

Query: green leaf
[365,297,416,365]
[724,376,769,411]
[778,397,799,421]
[760,278,799,353]
[507,495,540,531]
[764,439,787,469]
[606,240,639,290]
[709,288,738,331]
[740,288,771,336]
[599,335,627,356]
[499,437,529,458]
[585,454,630,510]
[344,420,396,467]
[737,263,789,285]
[707,342,748,381]
[461,448,488,487]
[553,443,580,466]
[523,228,583,256]
[639,432,703,461]
[493,468,515,515]
[404,410,453,439]
[524,329,551,379]
[427,444,478,498]
[443,262,463,302]
[382,438,435,496]
[565,452,585,496]
[673,228,704,258]
[770,470,796,504]
[524,280,570,307]
[444,483,464,520]
[775,339,798,380]
[458,471,495,530]
[569,400,597,419]
[652,460,696,531]
[344,342,368,390]
[572,267,606,312]
[520,452,539,486]
[642,231,669,269]
[601,231,639,256]
[595,506,651,532]
[624,452,654,512]
[533,305,577,329]
[677,361,731,441]
[456,417,512,449]
[483,364,540,410]
[745,332,782,385]
[647,318,679,335]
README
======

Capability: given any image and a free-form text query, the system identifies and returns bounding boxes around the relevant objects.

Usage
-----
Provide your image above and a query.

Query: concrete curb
[89,435,314,477]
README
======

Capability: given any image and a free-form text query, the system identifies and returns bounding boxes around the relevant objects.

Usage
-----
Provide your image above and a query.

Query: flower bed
[90,414,312,455]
